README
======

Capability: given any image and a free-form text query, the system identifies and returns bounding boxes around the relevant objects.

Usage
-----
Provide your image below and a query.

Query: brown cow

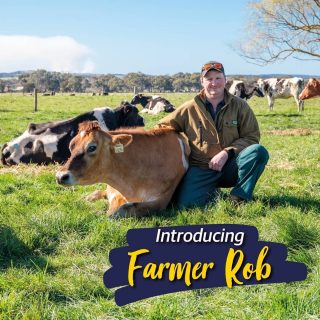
[56,121,190,218]
[299,78,320,100]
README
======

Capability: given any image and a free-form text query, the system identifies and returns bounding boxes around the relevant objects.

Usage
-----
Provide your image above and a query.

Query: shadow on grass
[256,113,302,117]
[260,194,320,212]
[0,224,54,273]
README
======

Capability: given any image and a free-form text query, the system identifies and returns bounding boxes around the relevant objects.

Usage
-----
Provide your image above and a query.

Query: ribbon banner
[104,224,307,306]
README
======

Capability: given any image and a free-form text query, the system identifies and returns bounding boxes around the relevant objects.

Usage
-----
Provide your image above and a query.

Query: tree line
[0,70,205,93]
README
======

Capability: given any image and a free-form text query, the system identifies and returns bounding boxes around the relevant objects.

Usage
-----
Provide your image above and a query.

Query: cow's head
[1,123,59,165]
[253,86,264,97]
[130,94,143,105]
[56,121,132,186]
[119,101,144,127]
[299,78,319,100]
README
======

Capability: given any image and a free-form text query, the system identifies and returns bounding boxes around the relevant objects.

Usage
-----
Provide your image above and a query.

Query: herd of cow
[1,77,319,217]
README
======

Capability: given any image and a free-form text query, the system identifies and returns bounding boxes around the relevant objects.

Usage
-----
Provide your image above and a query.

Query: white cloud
[0,35,95,73]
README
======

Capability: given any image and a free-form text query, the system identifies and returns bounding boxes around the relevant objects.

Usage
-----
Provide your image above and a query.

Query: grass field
[0,93,319,319]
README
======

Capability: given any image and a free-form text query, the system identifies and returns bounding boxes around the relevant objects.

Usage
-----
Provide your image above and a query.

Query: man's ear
[111,134,133,153]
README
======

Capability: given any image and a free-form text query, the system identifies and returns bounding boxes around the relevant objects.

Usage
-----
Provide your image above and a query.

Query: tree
[0,80,5,93]
[238,0,320,64]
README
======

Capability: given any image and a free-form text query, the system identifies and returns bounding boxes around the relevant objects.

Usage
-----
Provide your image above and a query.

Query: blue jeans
[174,144,269,209]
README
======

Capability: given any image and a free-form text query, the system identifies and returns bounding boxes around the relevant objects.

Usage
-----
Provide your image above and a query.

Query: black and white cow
[1,102,144,165]
[131,94,175,115]
[226,80,264,100]
[257,77,305,112]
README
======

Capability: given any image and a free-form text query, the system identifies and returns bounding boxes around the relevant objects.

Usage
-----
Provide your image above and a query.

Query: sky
[0,0,319,76]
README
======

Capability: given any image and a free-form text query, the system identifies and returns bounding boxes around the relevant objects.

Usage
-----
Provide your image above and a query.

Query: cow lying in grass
[1,102,144,165]
[131,94,175,115]
[56,121,190,218]
[299,78,320,100]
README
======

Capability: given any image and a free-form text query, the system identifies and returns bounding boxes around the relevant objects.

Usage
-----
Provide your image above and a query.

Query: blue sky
[0,0,319,76]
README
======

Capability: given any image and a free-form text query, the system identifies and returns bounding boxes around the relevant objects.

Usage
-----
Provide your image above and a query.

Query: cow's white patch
[6,128,65,163]
[107,190,117,203]
[229,80,243,95]
[178,138,189,171]
[93,107,110,131]
[38,129,62,158]
[80,131,86,138]
[150,102,166,115]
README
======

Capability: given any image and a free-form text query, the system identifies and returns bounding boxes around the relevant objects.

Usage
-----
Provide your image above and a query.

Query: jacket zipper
[198,120,203,147]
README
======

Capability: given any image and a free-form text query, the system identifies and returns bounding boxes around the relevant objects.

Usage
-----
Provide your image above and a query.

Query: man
[158,61,269,209]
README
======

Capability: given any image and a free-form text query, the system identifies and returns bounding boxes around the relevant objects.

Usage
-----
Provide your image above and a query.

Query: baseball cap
[201,61,225,77]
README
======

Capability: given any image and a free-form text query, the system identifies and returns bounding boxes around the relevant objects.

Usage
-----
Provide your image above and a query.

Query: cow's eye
[86,144,97,154]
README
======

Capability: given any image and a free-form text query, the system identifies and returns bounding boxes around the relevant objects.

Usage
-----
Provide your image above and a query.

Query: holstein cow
[131,94,175,115]
[1,102,144,165]
[226,80,264,100]
[257,77,305,112]
[299,78,320,100]
[56,121,190,218]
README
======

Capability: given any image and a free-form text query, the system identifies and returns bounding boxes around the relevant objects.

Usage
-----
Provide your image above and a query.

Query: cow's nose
[3,149,11,159]
[56,172,71,185]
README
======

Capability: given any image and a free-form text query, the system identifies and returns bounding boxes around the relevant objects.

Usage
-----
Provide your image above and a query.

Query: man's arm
[225,103,260,155]
[157,107,186,132]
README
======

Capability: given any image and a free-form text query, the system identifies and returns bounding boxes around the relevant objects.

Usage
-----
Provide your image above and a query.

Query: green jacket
[158,89,260,168]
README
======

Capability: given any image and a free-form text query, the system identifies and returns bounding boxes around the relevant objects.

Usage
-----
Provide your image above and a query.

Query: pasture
[0,93,319,319]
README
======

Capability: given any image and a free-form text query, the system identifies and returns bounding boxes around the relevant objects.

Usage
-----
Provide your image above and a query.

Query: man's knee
[239,144,269,164]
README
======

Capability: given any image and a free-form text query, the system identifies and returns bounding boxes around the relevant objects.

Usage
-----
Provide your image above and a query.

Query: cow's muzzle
[1,144,11,165]
[56,171,75,185]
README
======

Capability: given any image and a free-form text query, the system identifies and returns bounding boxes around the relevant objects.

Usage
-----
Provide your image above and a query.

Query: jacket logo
[231,120,238,126]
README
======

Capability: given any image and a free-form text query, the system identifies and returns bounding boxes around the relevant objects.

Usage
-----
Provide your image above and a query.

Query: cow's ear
[111,134,133,152]
[124,103,133,113]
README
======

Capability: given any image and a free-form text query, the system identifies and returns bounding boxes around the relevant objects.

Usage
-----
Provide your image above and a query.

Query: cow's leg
[295,96,304,112]
[111,195,172,218]
[267,95,273,111]
[106,186,128,216]
[86,189,107,202]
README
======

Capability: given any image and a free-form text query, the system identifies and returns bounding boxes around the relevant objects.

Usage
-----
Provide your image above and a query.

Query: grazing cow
[226,80,264,100]
[257,77,305,112]
[1,102,144,165]
[56,121,190,218]
[131,94,175,115]
[299,78,320,100]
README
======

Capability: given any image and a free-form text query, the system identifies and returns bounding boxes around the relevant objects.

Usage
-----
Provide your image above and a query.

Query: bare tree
[237,0,320,65]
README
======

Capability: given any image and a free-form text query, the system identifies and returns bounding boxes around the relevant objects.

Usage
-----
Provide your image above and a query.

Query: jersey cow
[299,78,320,100]
[131,94,175,115]
[56,121,190,218]
[257,77,305,112]
[1,102,144,165]
[226,80,264,100]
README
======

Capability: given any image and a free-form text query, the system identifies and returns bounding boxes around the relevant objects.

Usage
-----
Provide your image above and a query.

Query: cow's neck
[140,97,151,107]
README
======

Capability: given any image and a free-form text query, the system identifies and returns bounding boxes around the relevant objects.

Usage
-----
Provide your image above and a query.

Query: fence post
[34,88,38,112]
[133,86,136,94]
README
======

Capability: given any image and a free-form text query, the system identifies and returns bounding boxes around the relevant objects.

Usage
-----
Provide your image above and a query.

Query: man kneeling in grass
[158,61,269,209]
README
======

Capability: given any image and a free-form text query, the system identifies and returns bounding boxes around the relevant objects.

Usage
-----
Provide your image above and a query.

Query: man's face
[201,70,226,99]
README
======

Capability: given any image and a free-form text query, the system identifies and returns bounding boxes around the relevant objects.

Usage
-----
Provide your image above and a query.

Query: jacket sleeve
[225,102,260,154]
[156,106,186,132]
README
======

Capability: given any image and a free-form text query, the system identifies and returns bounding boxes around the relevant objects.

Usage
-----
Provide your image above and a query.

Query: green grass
[0,93,320,319]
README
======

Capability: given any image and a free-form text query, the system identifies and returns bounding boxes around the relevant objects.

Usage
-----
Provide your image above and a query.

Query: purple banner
[104,224,307,306]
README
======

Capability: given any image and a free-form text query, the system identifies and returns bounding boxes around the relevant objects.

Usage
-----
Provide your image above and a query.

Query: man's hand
[208,150,228,171]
